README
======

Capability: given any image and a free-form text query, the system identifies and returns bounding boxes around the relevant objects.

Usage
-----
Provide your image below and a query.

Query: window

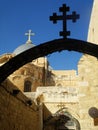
[24,81,32,92]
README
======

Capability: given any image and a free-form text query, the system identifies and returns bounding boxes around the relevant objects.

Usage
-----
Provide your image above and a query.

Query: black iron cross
[50,4,80,38]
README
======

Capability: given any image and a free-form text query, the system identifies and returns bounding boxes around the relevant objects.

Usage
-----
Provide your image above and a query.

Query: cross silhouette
[50,4,80,38]
[25,30,35,42]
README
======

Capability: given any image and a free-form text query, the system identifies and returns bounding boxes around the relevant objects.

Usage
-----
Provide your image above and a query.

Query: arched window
[24,80,32,92]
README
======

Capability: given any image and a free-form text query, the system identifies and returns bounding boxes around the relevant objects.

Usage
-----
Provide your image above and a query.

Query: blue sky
[0,0,93,70]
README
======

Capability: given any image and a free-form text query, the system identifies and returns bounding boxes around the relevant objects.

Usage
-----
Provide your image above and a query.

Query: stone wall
[78,54,98,130]
[0,79,42,130]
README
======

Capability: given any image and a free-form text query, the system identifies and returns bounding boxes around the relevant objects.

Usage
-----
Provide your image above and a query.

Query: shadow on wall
[0,79,39,130]
[43,104,55,130]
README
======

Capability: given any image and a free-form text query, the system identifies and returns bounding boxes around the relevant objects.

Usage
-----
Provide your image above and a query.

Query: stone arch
[56,107,80,120]
[44,107,80,130]
[54,113,80,130]
[0,38,98,83]
[56,108,80,129]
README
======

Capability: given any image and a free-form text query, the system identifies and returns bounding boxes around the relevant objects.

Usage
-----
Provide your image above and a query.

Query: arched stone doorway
[54,108,80,130]
[54,113,80,130]
[44,108,80,130]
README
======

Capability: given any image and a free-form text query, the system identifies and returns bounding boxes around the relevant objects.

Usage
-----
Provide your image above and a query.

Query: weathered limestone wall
[87,0,98,44]
[9,63,45,92]
[77,1,98,129]
[51,70,78,87]
[0,80,42,130]
[78,83,98,130]
[0,54,50,92]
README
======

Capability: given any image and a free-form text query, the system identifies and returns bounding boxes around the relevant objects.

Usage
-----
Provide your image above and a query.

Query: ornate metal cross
[50,4,80,38]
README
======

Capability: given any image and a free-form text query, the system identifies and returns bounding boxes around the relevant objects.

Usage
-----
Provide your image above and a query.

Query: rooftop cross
[25,30,35,42]
[50,4,80,38]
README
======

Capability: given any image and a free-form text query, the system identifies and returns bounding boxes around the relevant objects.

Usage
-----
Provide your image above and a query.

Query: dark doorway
[55,115,76,130]
[43,109,80,130]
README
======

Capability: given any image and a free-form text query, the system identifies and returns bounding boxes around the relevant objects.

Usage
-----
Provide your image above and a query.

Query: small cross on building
[57,102,65,108]
[25,30,35,43]
[50,4,80,38]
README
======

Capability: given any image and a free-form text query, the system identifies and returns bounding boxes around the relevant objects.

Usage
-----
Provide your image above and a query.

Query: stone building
[0,0,98,130]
